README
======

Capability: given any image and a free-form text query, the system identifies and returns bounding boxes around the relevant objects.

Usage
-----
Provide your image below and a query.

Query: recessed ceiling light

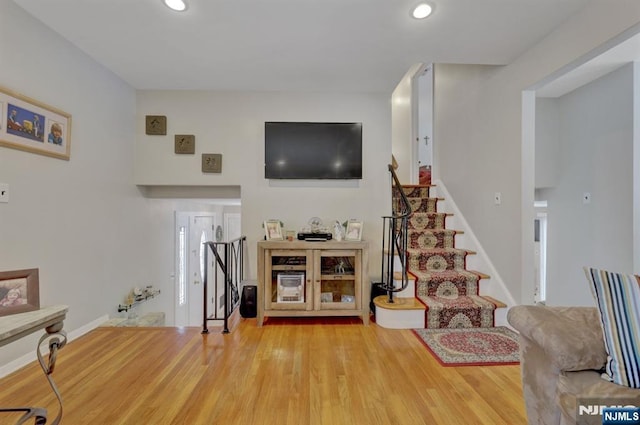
[412,3,433,19]
[163,0,188,12]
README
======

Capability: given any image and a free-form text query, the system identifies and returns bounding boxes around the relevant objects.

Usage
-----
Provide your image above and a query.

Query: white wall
[391,64,422,183]
[433,1,640,304]
[537,64,634,306]
[0,0,151,365]
[135,91,391,282]
[535,98,561,189]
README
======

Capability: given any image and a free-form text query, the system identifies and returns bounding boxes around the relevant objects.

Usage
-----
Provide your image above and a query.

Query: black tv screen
[264,122,362,179]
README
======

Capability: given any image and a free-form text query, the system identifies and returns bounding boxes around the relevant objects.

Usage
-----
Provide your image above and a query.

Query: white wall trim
[433,179,517,310]
[0,314,108,379]
[521,90,537,305]
[634,61,640,275]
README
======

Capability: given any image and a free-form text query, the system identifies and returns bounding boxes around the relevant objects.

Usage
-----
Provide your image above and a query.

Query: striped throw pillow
[584,267,640,388]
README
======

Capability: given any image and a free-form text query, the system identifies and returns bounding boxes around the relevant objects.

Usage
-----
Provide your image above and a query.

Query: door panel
[189,215,214,326]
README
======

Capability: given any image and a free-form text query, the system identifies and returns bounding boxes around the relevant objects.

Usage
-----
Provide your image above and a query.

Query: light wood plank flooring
[0,317,527,424]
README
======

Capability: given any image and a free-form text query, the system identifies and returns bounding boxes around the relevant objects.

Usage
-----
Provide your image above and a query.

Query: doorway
[416,65,433,185]
[175,212,217,327]
[534,209,547,304]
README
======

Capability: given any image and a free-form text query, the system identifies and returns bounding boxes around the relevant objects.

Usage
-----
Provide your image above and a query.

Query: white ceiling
[13,0,594,93]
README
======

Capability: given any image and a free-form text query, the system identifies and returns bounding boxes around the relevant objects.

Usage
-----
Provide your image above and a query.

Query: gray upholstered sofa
[507,305,640,425]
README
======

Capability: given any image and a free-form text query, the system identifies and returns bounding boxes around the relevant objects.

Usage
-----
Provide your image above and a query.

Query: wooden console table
[257,240,369,326]
[0,305,68,425]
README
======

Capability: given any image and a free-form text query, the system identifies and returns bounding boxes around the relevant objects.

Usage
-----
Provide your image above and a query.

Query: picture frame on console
[0,268,40,317]
[264,220,284,240]
[345,220,363,241]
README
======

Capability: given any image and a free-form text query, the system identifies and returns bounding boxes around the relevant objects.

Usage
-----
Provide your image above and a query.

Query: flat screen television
[264,121,362,179]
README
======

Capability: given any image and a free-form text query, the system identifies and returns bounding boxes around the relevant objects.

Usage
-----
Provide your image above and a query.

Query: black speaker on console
[240,285,257,318]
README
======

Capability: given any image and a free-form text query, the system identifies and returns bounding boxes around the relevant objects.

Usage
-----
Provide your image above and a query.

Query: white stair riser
[393,277,415,297]
[375,308,424,329]
[393,253,403,271]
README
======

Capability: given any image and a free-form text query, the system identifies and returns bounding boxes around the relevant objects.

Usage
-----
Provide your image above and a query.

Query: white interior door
[189,215,215,326]
[175,212,216,327]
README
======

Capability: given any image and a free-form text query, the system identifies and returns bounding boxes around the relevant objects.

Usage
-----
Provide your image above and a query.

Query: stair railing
[202,236,247,334]
[376,164,412,303]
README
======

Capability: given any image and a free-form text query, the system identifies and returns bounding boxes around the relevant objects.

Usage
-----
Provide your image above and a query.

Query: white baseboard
[0,314,109,379]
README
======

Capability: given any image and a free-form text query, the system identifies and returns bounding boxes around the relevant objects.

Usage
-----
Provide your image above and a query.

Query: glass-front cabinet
[258,241,369,325]
[265,249,313,311]
[314,250,360,311]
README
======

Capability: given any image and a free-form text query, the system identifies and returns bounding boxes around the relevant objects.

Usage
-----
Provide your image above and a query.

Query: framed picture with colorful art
[0,85,72,160]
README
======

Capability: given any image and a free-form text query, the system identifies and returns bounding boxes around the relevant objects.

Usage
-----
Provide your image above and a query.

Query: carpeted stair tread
[407,247,476,256]
[407,212,451,230]
[406,197,444,213]
[407,249,473,272]
[399,183,497,329]
[412,269,481,298]
[408,228,458,249]
[410,268,488,282]
[400,184,435,188]
[399,186,432,199]
[418,294,496,328]
[408,228,459,235]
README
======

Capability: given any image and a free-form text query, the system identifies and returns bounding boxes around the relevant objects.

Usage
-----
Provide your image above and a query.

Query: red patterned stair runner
[399,185,496,328]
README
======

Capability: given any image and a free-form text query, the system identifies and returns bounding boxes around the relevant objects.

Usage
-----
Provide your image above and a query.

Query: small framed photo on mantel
[345,219,363,241]
[264,220,284,240]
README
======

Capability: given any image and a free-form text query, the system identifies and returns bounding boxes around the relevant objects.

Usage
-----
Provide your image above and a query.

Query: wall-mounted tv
[264,121,362,180]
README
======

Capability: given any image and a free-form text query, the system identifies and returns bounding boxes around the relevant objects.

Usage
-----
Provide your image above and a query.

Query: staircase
[374,173,505,329]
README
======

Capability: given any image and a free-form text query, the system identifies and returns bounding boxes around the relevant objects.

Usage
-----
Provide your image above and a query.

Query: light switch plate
[0,183,8,203]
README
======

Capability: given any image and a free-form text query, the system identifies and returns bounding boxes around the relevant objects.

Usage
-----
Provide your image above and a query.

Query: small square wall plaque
[202,153,222,173]
[175,134,195,154]
[145,115,167,135]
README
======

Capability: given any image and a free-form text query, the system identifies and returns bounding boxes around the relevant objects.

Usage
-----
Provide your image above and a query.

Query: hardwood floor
[0,317,527,424]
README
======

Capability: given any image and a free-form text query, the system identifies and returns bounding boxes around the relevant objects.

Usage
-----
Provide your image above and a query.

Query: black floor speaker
[240,285,257,318]
[370,282,387,318]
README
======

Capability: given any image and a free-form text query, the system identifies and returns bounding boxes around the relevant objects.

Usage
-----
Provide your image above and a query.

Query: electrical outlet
[583,192,591,204]
[494,192,502,205]
[0,183,8,203]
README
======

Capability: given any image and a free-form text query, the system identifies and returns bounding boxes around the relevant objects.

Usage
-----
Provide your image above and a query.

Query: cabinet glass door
[266,249,312,310]
[315,250,360,311]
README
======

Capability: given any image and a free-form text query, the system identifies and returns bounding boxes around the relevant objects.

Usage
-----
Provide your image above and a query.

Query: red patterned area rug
[412,326,520,367]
